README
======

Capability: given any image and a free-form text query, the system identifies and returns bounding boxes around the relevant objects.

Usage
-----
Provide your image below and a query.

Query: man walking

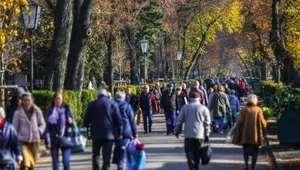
[175,93,211,170]
[83,89,123,170]
[139,85,157,135]
[189,81,206,106]
[125,86,139,115]
[152,82,162,114]
[161,84,177,135]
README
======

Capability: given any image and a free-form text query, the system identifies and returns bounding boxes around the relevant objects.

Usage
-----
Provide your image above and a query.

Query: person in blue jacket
[83,89,123,170]
[0,107,23,170]
[227,90,240,128]
[113,91,138,170]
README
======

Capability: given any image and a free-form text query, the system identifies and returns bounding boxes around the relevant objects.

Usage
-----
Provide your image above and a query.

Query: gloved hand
[204,136,209,143]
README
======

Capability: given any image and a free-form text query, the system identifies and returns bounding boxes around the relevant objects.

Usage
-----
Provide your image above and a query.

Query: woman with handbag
[236,94,267,170]
[12,93,46,170]
[0,107,23,170]
[44,93,74,170]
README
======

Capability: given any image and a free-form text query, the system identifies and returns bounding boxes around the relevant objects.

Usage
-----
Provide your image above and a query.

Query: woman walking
[12,93,46,170]
[0,107,23,170]
[44,93,74,170]
[237,94,267,170]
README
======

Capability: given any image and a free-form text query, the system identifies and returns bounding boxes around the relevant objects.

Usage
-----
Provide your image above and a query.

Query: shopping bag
[225,124,237,143]
[72,127,87,153]
[126,139,146,170]
[127,150,146,170]
[199,142,212,165]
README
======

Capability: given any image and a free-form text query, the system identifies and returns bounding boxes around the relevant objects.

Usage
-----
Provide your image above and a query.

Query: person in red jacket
[189,81,206,106]
[139,85,157,135]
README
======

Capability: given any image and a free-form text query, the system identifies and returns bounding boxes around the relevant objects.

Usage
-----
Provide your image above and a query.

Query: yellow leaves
[24,38,29,43]
[15,6,21,15]
[223,1,244,34]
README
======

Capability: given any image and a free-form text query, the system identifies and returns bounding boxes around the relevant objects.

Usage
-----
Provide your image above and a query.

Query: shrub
[81,89,98,116]
[63,90,83,126]
[261,107,276,120]
[32,90,55,115]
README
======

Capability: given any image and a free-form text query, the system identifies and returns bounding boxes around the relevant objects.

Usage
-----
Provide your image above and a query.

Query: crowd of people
[0,77,267,170]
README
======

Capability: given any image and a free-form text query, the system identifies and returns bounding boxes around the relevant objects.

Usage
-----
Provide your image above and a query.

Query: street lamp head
[22,4,42,30]
[140,39,149,54]
[177,51,182,61]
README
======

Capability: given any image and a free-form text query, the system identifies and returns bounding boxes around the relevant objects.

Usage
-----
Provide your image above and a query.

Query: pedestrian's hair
[126,86,131,89]
[229,90,235,95]
[22,92,34,101]
[217,84,225,92]
[248,94,258,105]
[115,91,126,100]
[0,107,5,119]
[51,92,67,108]
[213,85,218,91]
[98,89,108,96]
[194,81,200,87]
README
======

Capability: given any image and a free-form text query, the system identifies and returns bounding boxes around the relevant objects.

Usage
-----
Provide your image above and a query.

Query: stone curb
[264,128,285,170]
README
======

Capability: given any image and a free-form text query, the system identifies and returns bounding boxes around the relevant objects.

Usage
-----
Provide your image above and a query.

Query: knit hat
[9,87,25,98]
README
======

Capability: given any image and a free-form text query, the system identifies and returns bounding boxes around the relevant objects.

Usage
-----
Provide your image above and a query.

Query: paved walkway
[36,114,272,170]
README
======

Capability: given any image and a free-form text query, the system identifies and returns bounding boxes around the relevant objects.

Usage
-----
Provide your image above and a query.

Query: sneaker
[220,131,223,134]
[215,126,219,133]
[143,132,148,135]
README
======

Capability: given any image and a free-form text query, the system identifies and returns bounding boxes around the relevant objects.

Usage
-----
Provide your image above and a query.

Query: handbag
[59,136,75,148]
[0,150,13,165]
[232,126,242,145]
[199,142,212,165]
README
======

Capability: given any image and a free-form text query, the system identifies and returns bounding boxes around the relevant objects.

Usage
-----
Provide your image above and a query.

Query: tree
[183,0,244,79]
[0,0,29,85]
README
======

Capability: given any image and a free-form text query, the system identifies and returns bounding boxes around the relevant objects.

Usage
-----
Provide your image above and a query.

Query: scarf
[0,119,5,128]
[246,102,257,107]
[48,106,66,137]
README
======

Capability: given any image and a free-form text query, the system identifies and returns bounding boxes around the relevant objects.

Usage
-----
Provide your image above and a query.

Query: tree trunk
[105,34,114,94]
[0,52,4,85]
[270,0,297,85]
[64,0,95,91]
[44,0,73,92]
[124,28,138,84]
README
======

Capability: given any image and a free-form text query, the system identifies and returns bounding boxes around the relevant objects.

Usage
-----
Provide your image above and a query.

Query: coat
[160,90,177,111]
[189,87,206,106]
[115,99,138,138]
[44,105,75,146]
[0,121,23,162]
[83,95,123,140]
[12,105,46,143]
[209,92,231,118]
[237,103,267,146]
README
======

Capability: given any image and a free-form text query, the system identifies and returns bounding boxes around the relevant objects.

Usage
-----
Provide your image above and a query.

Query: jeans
[142,110,153,133]
[0,160,16,170]
[164,110,176,134]
[113,139,130,170]
[184,138,202,170]
[50,147,72,170]
[92,140,114,170]
[214,116,224,132]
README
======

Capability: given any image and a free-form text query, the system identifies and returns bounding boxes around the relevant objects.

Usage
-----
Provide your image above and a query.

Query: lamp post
[176,51,182,80]
[140,39,149,84]
[22,4,41,93]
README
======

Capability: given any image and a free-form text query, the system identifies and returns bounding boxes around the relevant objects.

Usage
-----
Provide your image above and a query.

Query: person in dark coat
[161,84,177,135]
[0,107,23,170]
[139,85,157,135]
[83,89,123,170]
[229,80,243,102]
[113,91,138,170]
[227,90,240,128]
[152,82,162,114]
[175,86,187,116]
[44,93,75,170]
[125,86,139,114]
[5,87,25,123]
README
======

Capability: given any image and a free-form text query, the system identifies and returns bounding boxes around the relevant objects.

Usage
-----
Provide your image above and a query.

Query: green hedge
[29,80,198,126]
[260,80,300,119]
